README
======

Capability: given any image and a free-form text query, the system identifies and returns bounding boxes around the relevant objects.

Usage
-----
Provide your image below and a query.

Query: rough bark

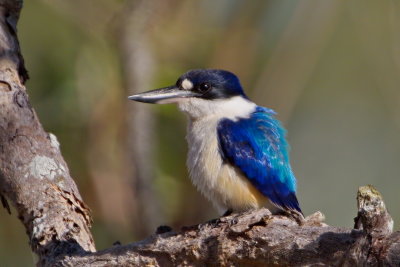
[52,205,400,266]
[0,0,95,266]
[0,1,399,267]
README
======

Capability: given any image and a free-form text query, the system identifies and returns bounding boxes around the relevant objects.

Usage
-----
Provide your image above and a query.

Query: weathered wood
[0,1,95,266]
[49,206,399,266]
[0,1,399,267]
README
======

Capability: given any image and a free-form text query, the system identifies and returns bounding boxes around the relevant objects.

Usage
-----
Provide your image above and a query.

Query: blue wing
[217,106,302,213]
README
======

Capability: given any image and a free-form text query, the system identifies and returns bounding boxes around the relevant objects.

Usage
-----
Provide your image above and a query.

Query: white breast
[186,117,225,212]
[180,96,273,214]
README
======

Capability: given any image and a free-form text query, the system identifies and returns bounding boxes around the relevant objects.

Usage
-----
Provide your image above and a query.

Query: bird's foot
[221,209,239,226]
[271,209,305,225]
[273,209,288,216]
[203,209,237,228]
[155,225,173,234]
[207,217,221,226]
[222,209,233,217]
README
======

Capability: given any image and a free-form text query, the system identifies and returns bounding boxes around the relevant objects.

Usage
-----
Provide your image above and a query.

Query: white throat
[177,96,256,121]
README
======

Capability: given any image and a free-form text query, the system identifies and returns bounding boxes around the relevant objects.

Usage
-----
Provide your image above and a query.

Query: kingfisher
[128,69,302,217]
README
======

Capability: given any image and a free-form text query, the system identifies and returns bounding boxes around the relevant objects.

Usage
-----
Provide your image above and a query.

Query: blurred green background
[1,0,400,265]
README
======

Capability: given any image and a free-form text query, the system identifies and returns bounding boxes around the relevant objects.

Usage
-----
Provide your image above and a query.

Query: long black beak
[128,86,200,104]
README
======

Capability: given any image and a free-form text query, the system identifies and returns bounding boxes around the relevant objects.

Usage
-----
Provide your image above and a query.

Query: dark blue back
[217,106,301,213]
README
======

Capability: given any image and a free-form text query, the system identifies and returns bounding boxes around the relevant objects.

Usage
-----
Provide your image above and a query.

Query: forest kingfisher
[128,69,302,217]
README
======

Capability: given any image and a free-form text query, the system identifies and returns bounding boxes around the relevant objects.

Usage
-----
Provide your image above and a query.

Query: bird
[128,69,302,217]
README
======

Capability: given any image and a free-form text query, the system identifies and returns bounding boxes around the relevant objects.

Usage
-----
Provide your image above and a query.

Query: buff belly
[215,164,273,212]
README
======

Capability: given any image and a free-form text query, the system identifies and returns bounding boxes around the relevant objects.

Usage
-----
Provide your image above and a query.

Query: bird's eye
[198,82,211,93]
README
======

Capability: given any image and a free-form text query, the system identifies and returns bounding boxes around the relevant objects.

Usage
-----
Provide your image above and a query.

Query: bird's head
[129,69,254,119]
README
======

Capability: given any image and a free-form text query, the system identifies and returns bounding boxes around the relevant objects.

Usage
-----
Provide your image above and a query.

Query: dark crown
[177,69,247,100]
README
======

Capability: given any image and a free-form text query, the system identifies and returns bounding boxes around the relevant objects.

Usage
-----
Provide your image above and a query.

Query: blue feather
[217,106,302,213]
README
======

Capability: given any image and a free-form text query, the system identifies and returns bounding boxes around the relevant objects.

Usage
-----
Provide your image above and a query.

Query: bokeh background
[1,0,400,265]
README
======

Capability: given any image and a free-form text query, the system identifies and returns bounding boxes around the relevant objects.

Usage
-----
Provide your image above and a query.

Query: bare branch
[53,206,400,266]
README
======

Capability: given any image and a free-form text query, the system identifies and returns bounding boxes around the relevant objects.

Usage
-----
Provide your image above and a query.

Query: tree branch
[0,1,95,266]
[0,1,399,267]
[53,203,400,266]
